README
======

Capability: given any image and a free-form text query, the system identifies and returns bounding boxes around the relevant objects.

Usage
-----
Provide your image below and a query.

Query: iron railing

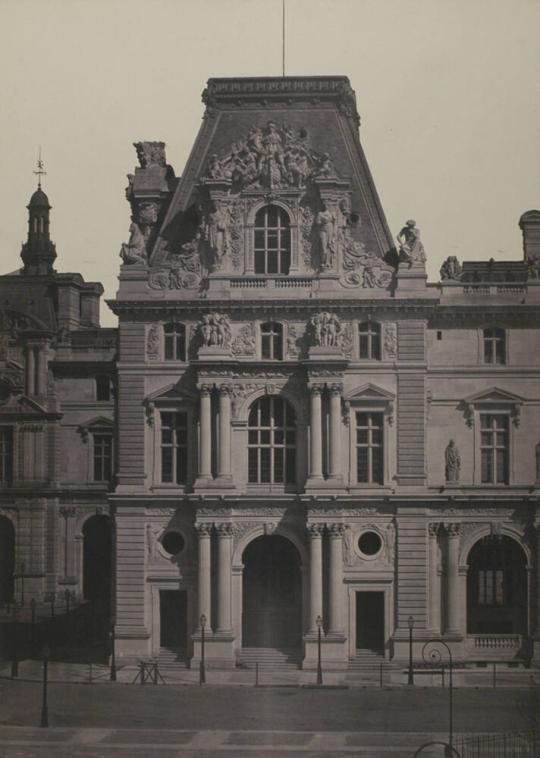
[455,731,539,757]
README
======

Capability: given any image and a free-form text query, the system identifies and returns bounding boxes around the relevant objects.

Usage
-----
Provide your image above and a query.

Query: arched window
[467,535,527,634]
[248,396,296,484]
[164,323,186,361]
[254,205,291,275]
[358,321,381,360]
[261,322,283,360]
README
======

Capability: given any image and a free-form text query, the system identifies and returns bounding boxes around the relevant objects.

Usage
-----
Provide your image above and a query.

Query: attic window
[254,205,290,275]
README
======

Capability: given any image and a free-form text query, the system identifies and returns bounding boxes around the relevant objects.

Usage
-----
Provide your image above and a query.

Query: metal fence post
[255,661,259,687]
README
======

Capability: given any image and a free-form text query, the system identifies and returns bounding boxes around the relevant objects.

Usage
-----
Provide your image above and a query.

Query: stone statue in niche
[315,202,337,269]
[527,257,540,280]
[134,141,166,169]
[311,312,342,348]
[440,256,462,281]
[120,221,147,265]
[397,220,426,267]
[204,203,232,269]
[445,439,461,483]
[146,324,160,357]
[383,323,397,359]
[199,313,232,349]
[206,154,226,179]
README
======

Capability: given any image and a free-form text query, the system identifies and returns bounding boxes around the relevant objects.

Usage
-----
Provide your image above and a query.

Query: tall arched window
[248,396,296,484]
[467,535,527,634]
[254,205,291,275]
[261,322,283,360]
[164,323,186,361]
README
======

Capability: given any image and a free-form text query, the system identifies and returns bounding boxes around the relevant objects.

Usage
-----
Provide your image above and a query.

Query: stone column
[215,523,233,633]
[445,523,462,635]
[59,506,76,580]
[308,523,324,632]
[217,386,232,479]
[35,345,46,396]
[328,384,343,481]
[25,346,35,396]
[199,385,212,480]
[196,523,212,629]
[309,386,323,480]
[327,523,345,634]
[428,523,441,634]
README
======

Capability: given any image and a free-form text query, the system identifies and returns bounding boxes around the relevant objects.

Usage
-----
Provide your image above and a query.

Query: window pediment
[78,416,114,442]
[345,384,395,425]
[144,383,197,426]
[463,386,525,427]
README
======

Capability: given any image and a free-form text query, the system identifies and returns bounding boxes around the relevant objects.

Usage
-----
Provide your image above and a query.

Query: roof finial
[33,146,47,189]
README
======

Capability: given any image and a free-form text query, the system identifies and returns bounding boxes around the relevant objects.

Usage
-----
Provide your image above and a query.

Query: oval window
[358,531,382,557]
[161,531,185,555]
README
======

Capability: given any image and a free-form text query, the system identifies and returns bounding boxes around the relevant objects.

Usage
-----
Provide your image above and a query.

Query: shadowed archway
[242,534,302,649]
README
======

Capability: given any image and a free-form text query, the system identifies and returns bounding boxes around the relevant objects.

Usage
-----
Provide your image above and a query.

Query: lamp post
[40,644,50,728]
[407,615,415,686]
[109,620,117,682]
[422,639,454,756]
[316,615,323,686]
[199,614,206,685]
[20,562,26,606]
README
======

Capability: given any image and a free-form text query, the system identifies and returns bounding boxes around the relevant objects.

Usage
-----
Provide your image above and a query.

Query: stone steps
[236,647,301,670]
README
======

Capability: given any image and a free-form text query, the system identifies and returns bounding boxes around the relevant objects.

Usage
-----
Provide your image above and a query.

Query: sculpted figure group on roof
[202,121,337,191]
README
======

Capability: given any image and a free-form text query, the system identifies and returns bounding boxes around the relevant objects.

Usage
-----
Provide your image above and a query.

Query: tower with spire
[20,154,57,275]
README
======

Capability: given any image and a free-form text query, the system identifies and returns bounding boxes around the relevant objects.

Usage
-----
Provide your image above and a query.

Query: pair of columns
[308,522,344,635]
[198,384,232,481]
[196,522,234,634]
[428,522,462,635]
[309,383,343,481]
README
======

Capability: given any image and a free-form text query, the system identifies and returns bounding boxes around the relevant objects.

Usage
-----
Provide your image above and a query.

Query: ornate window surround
[77,416,114,485]
[463,387,525,486]
[344,384,395,489]
[244,199,301,275]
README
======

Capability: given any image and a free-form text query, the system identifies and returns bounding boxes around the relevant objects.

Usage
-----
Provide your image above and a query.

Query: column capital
[308,523,325,538]
[310,384,324,395]
[218,383,232,396]
[428,522,441,537]
[444,522,462,538]
[195,522,213,537]
[59,506,76,519]
[215,522,234,537]
[327,522,345,537]
[199,383,213,396]
[329,382,343,396]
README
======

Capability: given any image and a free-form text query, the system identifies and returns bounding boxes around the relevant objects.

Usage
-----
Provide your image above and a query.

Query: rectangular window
[483,328,506,365]
[93,434,113,482]
[480,414,509,484]
[0,427,13,485]
[164,324,186,361]
[95,375,111,401]
[355,412,384,484]
[358,322,381,360]
[478,569,504,606]
[160,412,188,484]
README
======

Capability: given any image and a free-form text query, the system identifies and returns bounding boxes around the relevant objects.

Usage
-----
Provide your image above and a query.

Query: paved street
[0,681,535,756]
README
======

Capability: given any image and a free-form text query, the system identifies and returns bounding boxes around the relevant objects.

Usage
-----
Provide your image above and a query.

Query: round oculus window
[161,531,185,555]
[358,531,382,557]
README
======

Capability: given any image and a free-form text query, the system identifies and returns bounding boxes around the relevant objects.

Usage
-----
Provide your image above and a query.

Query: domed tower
[20,162,57,275]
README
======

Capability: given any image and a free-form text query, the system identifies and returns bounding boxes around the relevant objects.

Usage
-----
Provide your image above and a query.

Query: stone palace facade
[1,76,540,669]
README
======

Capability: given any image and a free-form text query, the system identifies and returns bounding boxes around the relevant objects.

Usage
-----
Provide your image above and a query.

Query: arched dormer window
[248,396,296,484]
[358,321,381,360]
[261,322,283,360]
[254,205,290,275]
[164,323,186,361]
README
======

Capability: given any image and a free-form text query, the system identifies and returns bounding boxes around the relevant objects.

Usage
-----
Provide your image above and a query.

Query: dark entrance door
[82,515,111,612]
[242,535,302,649]
[0,516,14,604]
[356,591,385,651]
[159,590,187,655]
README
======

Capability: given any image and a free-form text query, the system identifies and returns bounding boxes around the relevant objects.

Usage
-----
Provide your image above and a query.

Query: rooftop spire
[33,147,47,190]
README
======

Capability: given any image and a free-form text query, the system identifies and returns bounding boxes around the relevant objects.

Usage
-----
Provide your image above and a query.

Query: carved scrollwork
[232,324,256,357]
[383,323,397,359]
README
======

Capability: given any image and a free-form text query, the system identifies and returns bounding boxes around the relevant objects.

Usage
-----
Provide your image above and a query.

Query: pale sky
[1,0,539,327]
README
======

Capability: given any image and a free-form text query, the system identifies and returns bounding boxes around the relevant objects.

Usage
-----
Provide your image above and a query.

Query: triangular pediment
[464,387,526,405]
[80,416,114,430]
[0,393,47,416]
[346,383,395,402]
[145,383,197,404]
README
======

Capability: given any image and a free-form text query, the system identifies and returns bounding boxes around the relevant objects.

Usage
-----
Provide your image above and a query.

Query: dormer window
[261,322,283,360]
[254,205,290,275]
[483,328,505,365]
[358,321,381,360]
[164,323,186,361]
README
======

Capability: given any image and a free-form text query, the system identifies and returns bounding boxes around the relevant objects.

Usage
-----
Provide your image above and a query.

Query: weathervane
[33,147,47,189]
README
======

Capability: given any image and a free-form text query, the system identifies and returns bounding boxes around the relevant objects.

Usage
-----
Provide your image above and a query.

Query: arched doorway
[83,515,112,610]
[0,516,15,604]
[467,534,527,634]
[242,534,302,649]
